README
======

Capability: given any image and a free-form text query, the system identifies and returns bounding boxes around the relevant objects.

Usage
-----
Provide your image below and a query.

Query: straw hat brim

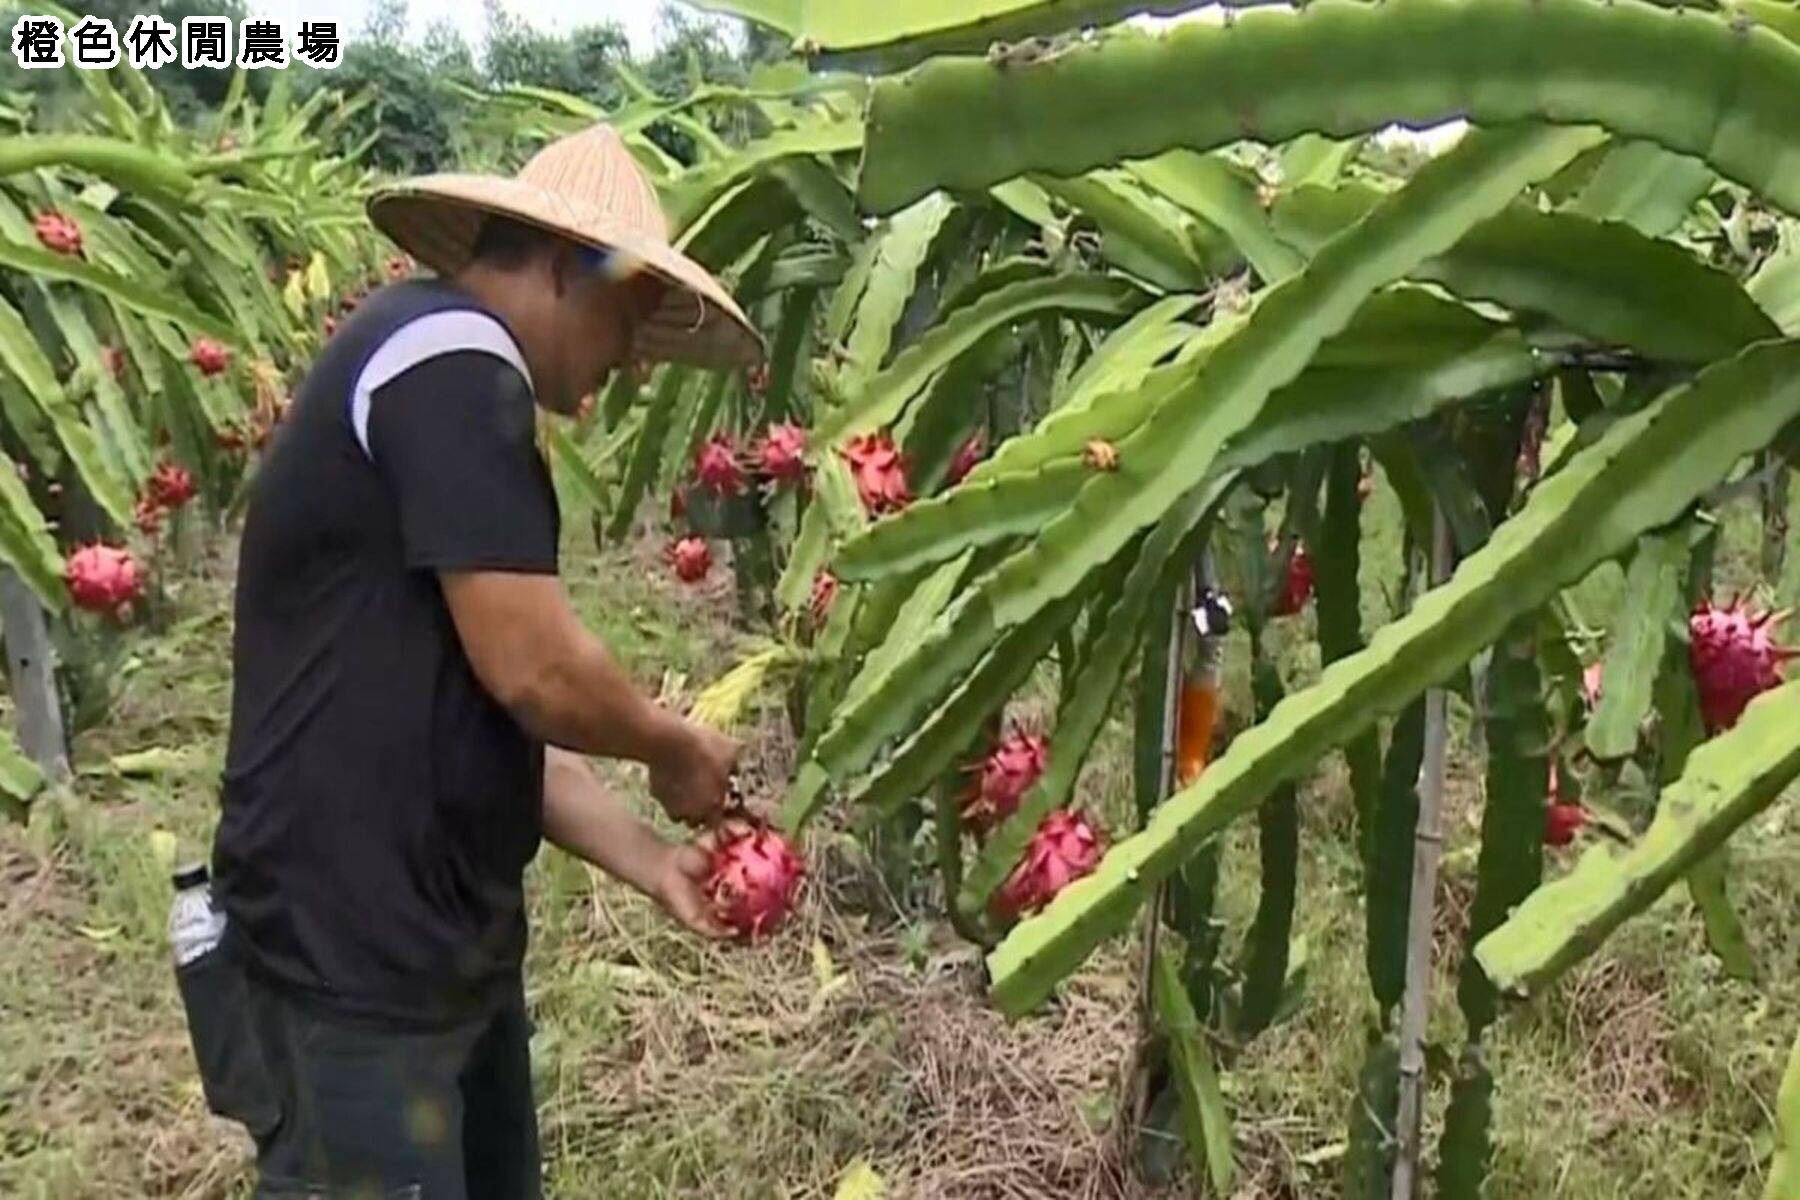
[368,174,765,370]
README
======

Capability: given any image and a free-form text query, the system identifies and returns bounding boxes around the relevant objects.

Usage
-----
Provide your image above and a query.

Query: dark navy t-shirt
[214,280,559,1029]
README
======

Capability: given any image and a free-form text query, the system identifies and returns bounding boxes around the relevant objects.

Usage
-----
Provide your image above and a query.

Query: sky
[249,0,697,57]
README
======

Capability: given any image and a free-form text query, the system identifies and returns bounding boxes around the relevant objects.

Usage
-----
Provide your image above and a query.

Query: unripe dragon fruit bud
[754,423,808,487]
[188,337,231,378]
[1581,661,1605,710]
[147,461,197,510]
[1271,541,1314,617]
[693,434,747,497]
[33,209,82,257]
[671,536,711,584]
[992,809,1102,922]
[1689,597,1795,734]
[64,543,144,617]
[841,433,911,516]
[705,825,805,939]
[946,432,986,486]
[962,728,1049,836]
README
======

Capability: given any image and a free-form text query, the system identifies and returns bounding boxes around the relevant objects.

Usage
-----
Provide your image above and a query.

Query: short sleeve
[364,350,559,573]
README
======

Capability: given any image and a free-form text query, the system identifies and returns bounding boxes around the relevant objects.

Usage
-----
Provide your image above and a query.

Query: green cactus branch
[1475,676,1800,997]
[986,337,1800,1016]
[857,0,1800,218]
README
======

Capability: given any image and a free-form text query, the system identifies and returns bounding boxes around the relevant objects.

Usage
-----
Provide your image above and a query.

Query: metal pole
[1390,506,1453,1200]
[0,567,69,783]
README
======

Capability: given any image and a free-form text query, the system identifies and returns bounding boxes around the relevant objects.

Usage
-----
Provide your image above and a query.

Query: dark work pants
[243,972,543,1200]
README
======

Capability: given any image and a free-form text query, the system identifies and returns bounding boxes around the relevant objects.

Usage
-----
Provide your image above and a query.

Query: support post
[1391,507,1453,1200]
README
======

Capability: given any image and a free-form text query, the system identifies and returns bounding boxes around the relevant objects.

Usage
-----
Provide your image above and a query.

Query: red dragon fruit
[842,433,911,515]
[64,543,144,618]
[134,497,164,537]
[1542,759,1585,847]
[147,461,197,510]
[992,809,1103,922]
[33,209,82,257]
[705,825,805,939]
[671,536,711,584]
[1272,541,1314,617]
[188,338,231,377]
[946,432,986,486]
[962,729,1049,836]
[809,569,838,629]
[1689,597,1795,734]
[754,423,808,487]
[693,434,747,497]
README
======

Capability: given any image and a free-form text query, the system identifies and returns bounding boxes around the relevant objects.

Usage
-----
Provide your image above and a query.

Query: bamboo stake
[1391,506,1453,1200]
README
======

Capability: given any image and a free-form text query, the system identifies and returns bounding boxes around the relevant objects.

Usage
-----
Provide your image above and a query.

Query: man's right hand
[648,717,741,827]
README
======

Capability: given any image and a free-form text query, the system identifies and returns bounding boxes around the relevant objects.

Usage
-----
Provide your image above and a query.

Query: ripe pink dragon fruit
[962,729,1049,836]
[842,433,911,515]
[1272,541,1314,617]
[992,809,1102,922]
[102,345,127,383]
[809,569,838,629]
[64,543,144,617]
[147,461,196,510]
[755,423,808,486]
[671,536,711,584]
[134,497,164,537]
[1541,759,1585,847]
[705,825,805,939]
[693,434,747,497]
[1689,597,1794,734]
[188,337,231,377]
[1543,802,1586,847]
[946,432,986,486]
[33,209,82,257]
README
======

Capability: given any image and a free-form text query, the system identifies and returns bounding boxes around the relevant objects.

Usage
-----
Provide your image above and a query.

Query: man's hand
[649,836,732,940]
[648,719,741,827]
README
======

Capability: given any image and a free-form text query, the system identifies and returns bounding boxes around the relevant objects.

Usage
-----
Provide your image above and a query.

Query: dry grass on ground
[1,522,1795,1199]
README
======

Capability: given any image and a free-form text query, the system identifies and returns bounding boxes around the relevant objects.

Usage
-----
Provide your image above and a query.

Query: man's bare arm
[541,747,727,939]
[440,570,739,824]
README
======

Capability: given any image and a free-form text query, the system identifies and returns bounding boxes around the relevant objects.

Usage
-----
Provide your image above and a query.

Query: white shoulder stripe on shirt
[349,309,533,459]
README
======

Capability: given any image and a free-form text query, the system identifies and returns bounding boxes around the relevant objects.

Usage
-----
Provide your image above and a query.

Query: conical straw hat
[367,125,763,369]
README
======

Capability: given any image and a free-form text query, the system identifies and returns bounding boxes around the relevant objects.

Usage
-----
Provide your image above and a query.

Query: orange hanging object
[1176,671,1221,787]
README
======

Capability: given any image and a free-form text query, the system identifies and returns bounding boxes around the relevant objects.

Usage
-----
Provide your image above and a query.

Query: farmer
[209,125,763,1197]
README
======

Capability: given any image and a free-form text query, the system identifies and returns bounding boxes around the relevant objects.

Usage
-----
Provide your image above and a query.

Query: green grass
[0,487,1795,1198]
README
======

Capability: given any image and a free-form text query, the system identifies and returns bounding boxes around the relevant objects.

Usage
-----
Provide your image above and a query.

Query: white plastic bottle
[169,862,226,968]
